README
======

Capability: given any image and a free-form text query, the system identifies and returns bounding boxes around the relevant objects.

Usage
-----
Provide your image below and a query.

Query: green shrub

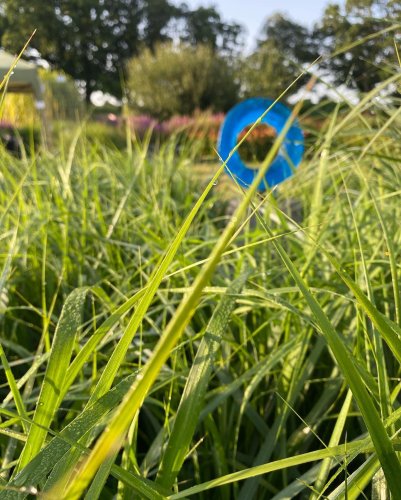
[127,43,239,119]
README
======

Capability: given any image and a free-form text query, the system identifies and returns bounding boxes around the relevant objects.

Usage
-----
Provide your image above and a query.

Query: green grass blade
[369,183,401,326]
[238,335,326,499]
[0,346,29,434]
[2,353,49,407]
[327,257,401,366]
[156,273,247,489]
[110,465,167,500]
[86,162,226,406]
[16,288,88,472]
[62,289,144,398]
[83,453,117,500]
[2,373,139,499]
[140,337,298,477]
[311,390,353,498]
[0,229,26,435]
[170,440,393,499]
[328,455,380,500]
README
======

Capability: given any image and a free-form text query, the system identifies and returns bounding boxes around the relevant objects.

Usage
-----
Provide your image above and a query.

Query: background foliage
[1,0,399,108]
[127,43,238,118]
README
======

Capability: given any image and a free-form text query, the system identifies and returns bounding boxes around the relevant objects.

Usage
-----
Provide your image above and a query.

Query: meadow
[1,74,401,499]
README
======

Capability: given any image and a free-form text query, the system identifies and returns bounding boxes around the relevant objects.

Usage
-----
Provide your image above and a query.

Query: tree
[315,0,399,93]
[241,43,299,99]
[241,13,316,100]
[1,0,177,102]
[140,0,181,49]
[127,43,239,118]
[259,12,318,63]
[179,5,244,56]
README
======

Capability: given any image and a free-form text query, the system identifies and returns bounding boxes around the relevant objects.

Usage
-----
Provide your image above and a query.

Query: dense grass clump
[1,84,401,499]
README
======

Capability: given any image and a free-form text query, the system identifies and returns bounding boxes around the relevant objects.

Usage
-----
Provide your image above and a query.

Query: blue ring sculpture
[217,98,304,191]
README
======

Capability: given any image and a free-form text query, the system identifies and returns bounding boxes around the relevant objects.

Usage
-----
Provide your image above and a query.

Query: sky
[184,0,344,49]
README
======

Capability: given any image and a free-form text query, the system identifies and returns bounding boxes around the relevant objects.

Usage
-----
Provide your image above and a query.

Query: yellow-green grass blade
[327,256,401,366]
[238,335,327,499]
[281,178,401,372]
[340,173,392,423]
[16,288,88,472]
[156,273,248,489]
[110,465,167,500]
[361,173,401,327]
[5,373,135,491]
[0,32,36,93]
[2,353,49,408]
[83,453,118,500]
[0,345,28,435]
[0,230,27,433]
[332,71,401,138]
[372,192,401,326]
[1,373,166,500]
[308,102,340,240]
[86,162,226,407]
[170,440,401,499]
[141,337,298,477]
[311,390,353,498]
[328,455,380,500]
[61,289,144,399]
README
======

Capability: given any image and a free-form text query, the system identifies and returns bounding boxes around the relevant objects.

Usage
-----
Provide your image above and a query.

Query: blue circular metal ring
[217,98,304,191]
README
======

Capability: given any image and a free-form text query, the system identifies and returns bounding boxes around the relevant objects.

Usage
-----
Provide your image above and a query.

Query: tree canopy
[315,0,400,92]
[2,0,144,101]
[241,13,317,101]
[179,5,243,56]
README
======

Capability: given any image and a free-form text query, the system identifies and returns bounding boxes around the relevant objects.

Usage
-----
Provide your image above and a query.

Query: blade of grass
[238,335,326,499]
[16,288,88,472]
[1,373,167,500]
[170,440,401,499]
[140,337,298,477]
[311,390,353,498]
[61,289,144,400]
[156,273,248,489]
[0,346,28,435]
[328,455,380,500]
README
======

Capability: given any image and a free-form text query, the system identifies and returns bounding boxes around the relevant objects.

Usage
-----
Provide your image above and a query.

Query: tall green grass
[1,70,401,499]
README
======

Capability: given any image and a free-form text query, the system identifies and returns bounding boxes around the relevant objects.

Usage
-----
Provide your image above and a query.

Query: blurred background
[0,0,399,154]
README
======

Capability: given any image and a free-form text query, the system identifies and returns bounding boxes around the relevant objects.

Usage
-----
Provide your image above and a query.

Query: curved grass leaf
[0,346,28,435]
[170,440,401,499]
[0,373,166,500]
[16,288,88,472]
[156,273,248,489]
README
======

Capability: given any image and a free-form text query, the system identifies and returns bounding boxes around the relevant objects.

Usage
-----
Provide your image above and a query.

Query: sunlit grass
[1,70,401,499]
